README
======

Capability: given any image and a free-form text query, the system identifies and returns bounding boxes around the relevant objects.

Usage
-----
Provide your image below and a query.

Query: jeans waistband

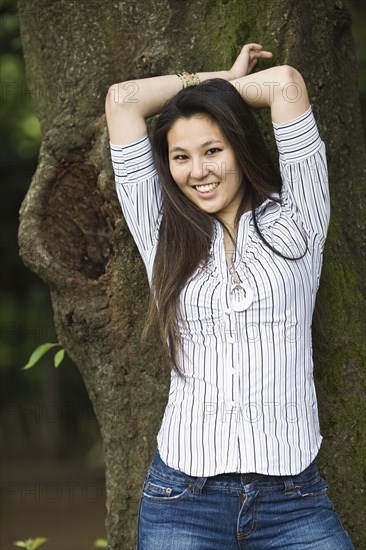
[150,449,319,495]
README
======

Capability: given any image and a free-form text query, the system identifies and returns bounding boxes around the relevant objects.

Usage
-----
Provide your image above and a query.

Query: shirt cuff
[272,107,323,163]
[110,133,157,183]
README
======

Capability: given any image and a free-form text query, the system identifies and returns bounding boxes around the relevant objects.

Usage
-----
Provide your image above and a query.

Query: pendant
[230,283,253,312]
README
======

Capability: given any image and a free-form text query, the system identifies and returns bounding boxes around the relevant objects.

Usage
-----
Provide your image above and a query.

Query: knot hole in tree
[41,156,114,280]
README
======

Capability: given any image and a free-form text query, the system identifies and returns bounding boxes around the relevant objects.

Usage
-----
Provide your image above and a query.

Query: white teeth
[195,182,219,192]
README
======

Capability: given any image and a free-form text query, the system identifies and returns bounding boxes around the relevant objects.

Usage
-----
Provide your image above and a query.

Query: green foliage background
[1,0,101,460]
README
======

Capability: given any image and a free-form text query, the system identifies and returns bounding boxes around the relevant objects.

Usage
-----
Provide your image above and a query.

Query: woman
[106,44,354,549]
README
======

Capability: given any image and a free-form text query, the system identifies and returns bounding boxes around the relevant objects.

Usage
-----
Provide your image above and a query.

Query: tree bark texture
[17,0,365,548]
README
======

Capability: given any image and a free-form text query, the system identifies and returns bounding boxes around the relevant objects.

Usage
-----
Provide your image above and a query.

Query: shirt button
[224,308,231,315]
[227,336,236,344]
[231,367,237,374]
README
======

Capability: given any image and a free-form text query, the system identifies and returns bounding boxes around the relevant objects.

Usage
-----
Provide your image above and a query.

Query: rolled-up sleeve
[273,107,330,244]
[110,133,162,279]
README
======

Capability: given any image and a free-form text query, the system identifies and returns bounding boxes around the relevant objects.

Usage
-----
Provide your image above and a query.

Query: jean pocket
[294,475,329,499]
[142,472,192,503]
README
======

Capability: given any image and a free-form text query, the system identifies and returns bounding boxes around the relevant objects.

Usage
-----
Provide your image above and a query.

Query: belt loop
[283,475,295,494]
[191,476,208,495]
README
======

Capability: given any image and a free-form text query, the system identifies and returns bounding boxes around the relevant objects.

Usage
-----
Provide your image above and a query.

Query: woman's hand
[227,43,273,80]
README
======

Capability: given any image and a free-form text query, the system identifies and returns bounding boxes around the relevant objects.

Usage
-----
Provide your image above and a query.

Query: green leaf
[53,348,65,368]
[94,539,108,548]
[22,343,60,370]
[13,543,27,549]
[29,538,48,550]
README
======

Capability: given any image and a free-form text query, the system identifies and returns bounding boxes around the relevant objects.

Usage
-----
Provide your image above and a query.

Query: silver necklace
[228,241,253,312]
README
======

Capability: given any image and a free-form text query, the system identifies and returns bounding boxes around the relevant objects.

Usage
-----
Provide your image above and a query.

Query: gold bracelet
[177,71,200,89]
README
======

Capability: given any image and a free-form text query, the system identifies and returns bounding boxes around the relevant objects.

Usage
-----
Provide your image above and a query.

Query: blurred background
[0,0,365,549]
[1,1,106,548]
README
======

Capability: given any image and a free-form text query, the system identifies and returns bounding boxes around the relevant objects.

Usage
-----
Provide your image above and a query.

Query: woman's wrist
[196,70,230,84]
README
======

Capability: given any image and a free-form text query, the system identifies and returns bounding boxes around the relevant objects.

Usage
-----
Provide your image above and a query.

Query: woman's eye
[206,148,221,155]
[174,155,188,161]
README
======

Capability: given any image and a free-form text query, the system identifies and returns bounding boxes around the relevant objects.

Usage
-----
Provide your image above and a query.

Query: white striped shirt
[110,106,330,476]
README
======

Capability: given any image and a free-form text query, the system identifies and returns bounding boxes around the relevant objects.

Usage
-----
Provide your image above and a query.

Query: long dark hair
[144,79,289,377]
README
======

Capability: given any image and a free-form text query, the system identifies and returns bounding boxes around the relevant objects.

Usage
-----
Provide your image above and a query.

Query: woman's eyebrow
[169,140,224,153]
[201,140,224,147]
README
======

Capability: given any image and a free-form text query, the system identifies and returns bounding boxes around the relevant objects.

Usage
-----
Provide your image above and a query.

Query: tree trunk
[18,0,365,548]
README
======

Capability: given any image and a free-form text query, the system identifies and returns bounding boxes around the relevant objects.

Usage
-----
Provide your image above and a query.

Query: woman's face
[167,114,245,227]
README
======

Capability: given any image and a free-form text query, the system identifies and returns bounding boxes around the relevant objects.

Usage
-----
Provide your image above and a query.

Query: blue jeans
[136,448,354,549]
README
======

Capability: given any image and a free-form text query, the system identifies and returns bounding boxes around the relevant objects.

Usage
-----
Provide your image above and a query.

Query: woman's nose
[190,158,210,180]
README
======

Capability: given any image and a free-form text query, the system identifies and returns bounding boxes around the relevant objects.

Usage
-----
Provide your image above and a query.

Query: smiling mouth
[194,182,220,193]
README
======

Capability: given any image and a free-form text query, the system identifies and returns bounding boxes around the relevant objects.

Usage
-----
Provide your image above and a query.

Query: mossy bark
[18,0,365,548]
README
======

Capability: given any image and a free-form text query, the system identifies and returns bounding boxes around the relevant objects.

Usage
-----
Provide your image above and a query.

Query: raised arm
[105,44,273,145]
[227,47,310,122]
